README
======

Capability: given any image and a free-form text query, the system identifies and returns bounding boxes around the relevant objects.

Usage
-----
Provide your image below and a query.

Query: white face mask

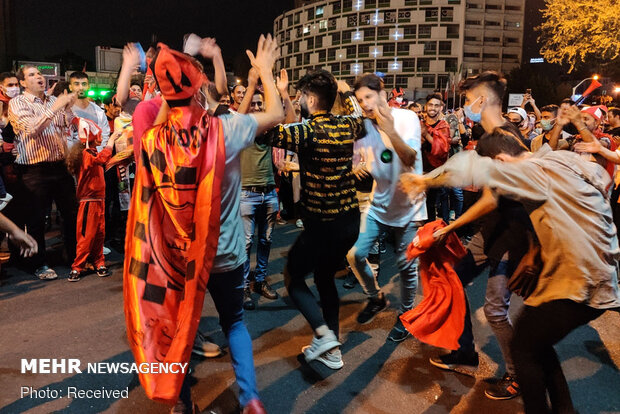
[5,86,19,98]
[395,96,403,103]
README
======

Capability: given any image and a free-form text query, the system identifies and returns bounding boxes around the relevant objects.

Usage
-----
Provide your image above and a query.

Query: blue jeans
[240,189,279,285]
[346,214,421,314]
[180,265,259,407]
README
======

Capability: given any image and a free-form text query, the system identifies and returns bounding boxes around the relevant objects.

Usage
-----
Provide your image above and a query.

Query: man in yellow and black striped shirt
[257,70,366,370]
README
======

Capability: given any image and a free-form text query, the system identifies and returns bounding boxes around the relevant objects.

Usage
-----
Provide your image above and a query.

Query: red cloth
[400,220,467,350]
[124,104,225,404]
[424,120,451,168]
[72,200,105,272]
[76,148,112,200]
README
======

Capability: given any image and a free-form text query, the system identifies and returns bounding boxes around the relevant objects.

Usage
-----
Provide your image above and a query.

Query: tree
[537,0,620,73]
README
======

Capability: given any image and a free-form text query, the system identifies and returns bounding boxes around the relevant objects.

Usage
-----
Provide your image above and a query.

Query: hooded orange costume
[71,118,111,273]
[123,43,226,404]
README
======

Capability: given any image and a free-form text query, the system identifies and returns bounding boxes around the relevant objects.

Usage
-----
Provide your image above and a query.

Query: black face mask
[510,121,522,129]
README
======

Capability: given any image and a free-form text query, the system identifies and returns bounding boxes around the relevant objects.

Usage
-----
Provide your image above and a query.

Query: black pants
[511,300,605,414]
[17,162,77,269]
[284,210,360,338]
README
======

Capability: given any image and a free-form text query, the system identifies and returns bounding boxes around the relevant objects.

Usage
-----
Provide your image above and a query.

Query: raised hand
[199,37,222,60]
[122,43,141,71]
[276,69,289,95]
[248,67,259,88]
[375,98,395,133]
[246,34,280,74]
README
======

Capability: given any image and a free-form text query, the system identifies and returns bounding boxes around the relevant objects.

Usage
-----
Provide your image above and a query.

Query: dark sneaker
[429,350,479,375]
[343,270,358,289]
[96,266,111,277]
[253,280,279,300]
[243,287,255,310]
[67,270,81,282]
[485,373,521,400]
[387,317,410,342]
[192,331,222,358]
[356,292,387,324]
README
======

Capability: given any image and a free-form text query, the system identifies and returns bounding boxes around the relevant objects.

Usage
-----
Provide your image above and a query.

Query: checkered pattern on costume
[123,107,225,404]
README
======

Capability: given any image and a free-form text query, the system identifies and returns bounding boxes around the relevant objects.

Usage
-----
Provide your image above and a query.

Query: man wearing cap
[506,107,536,148]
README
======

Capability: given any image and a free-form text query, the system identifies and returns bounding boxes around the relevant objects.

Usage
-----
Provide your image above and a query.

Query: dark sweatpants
[284,210,360,338]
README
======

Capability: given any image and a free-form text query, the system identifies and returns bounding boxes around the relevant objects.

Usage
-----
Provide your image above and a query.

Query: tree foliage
[537,0,620,72]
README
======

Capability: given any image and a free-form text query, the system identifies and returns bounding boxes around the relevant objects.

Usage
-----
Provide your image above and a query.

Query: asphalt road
[1,222,619,414]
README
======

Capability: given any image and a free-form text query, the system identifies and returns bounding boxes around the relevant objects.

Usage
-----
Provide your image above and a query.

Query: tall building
[274,0,524,99]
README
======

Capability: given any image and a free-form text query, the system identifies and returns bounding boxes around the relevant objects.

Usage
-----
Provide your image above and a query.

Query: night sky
[13,0,546,75]
[13,0,294,75]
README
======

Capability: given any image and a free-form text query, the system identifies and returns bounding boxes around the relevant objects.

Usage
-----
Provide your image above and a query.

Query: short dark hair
[353,73,384,93]
[477,130,528,159]
[540,104,559,116]
[0,72,17,83]
[16,64,37,81]
[102,94,117,106]
[69,71,89,81]
[459,71,507,104]
[52,80,70,97]
[426,92,444,104]
[609,107,620,118]
[561,98,575,106]
[296,69,338,111]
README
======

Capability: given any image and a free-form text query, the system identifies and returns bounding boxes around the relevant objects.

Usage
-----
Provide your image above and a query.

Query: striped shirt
[259,92,366,221]
[8,92,74,165]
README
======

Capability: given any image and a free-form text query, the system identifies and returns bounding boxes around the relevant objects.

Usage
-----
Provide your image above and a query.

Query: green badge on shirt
[380,149,393,163]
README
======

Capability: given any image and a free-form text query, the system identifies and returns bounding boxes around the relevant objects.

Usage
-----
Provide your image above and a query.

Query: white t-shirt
[355,108,427,227]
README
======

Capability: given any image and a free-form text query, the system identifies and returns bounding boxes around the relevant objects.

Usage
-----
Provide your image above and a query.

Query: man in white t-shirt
[69,71,110,151]
[346,73,427,341]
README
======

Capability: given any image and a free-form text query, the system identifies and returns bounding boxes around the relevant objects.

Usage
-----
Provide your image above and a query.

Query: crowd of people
[0,32,619,414]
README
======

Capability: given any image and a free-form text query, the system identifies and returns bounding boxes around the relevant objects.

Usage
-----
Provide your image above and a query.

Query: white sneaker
[0,193,13,212]
[302,346,343,370]
[302,330,341,362]
[103,247,111,255]
[295,219,304,228]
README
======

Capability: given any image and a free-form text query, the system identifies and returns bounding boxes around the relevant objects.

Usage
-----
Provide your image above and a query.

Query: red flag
[581,79,602,100]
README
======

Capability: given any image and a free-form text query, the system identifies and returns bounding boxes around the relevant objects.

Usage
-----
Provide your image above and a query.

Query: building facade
[274,0,524,99]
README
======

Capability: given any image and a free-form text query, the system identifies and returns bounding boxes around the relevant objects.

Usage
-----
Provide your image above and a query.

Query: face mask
[463,96,481,123]
[395,96,403,104]
[511,121,522,129]
[540,118,555,131]
[5,87,19,98]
